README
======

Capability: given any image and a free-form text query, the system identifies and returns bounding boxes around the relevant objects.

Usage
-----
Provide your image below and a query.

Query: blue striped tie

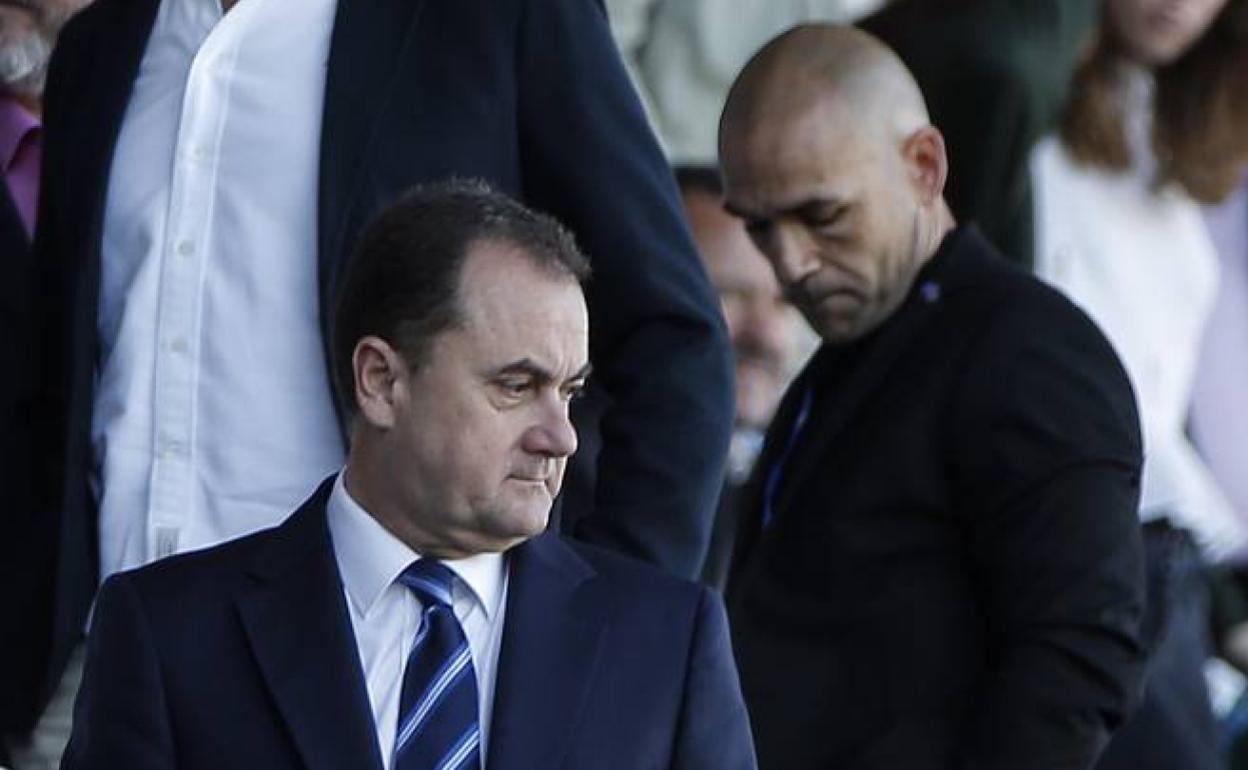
[393,560,481,770]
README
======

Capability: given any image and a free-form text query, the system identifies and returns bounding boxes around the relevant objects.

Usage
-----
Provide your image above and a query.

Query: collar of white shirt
[325,472,506,621]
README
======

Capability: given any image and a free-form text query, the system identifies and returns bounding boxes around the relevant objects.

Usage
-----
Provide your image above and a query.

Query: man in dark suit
[3,0,734,758]
[718,25,1147,769]
[60,182,756,770]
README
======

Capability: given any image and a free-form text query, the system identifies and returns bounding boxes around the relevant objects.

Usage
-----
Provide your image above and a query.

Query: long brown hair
[1060,0,1248,203]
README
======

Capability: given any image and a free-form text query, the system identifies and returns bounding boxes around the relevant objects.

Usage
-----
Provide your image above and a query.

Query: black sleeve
[951,290,1147,770]
[515,0,734,578]
[61,574,177,770]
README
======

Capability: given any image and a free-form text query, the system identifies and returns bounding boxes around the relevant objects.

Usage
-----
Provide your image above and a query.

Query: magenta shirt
[0,94,41,238]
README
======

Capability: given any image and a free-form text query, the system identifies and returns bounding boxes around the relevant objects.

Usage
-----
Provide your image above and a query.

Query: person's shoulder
[946,227,1108,341]
[562,538,709,611]
[936,227,1134,406]
[106,523,283,608]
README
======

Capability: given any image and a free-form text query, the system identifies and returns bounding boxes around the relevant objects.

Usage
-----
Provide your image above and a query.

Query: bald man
[719,25,1147,770]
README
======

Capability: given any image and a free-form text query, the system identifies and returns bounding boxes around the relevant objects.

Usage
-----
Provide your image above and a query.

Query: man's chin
[496,490,554,537]
[493,517,549,551]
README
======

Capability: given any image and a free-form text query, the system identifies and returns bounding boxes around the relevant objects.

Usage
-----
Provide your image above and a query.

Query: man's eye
[744,219,770,237]
[807,206,847,235]
[497,379,531,397]
[810,217,848,241]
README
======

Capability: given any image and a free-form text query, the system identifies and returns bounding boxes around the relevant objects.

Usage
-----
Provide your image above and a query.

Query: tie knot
[398,560,456,608]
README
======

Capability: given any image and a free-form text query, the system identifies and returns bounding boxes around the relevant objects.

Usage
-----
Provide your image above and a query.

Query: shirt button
[176,241,195,257]
[169,337,188,354]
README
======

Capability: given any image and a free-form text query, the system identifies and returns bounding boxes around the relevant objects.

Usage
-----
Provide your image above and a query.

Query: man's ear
[352,336,407,429]
[902,125,948,206]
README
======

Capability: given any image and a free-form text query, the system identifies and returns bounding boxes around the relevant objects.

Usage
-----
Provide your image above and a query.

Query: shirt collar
[0,95,39,173]
[326,472,506,621]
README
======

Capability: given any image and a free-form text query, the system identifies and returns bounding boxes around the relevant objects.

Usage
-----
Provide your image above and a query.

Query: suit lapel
[317,0,429,301]
[487,532,607,770]
[772,269,949,519]
[237,483,384,770]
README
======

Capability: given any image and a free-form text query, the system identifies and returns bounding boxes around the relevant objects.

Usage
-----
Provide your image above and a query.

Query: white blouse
[1030,71,1244,558]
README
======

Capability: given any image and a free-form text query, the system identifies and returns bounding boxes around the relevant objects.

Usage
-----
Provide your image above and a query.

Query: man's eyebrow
[723,196,846,222]
[489,359,593,383]
[795,199,849,221]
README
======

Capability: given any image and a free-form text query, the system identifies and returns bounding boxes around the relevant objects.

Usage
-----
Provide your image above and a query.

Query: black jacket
[729,227,1147,770]
[0,185,35,760]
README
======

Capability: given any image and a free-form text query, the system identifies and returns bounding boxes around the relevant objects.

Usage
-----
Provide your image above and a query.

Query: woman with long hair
[1031,1,1248,767]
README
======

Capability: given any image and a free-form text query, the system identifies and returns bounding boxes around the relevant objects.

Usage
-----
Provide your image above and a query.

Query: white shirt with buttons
[93,0,344,582]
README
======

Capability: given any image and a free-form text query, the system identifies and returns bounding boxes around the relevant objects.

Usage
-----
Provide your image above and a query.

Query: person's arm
[951,291,1147,770]
[671,588,757,770]
[602,0,664,128]
[516,0,734,578]
[60,574,177,770]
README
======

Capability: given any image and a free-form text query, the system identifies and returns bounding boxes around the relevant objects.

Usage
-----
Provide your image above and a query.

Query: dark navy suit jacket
[3,0,734,733]
[0,184,33,766]
[61,481,757,770]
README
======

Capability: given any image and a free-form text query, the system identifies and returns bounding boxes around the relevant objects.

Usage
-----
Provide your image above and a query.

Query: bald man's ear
[353,335,408,430]
[901,125,948,207]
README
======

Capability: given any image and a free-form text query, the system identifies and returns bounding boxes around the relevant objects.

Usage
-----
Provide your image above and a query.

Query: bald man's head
[720,24,929,159]
[717,24,954,345]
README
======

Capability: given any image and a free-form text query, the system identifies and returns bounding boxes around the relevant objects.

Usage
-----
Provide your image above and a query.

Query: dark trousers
[1096,522,1224,770]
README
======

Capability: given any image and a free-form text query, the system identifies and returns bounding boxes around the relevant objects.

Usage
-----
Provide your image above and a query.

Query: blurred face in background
[1107,0,1230,66]
[683,185,802,431]
[0,0,88,102]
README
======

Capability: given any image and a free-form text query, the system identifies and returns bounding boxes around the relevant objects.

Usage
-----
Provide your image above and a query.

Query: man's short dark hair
[331,179,590,413]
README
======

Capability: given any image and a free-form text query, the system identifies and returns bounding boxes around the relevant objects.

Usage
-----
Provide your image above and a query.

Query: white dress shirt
[1031,70,1245,558]
[326,475,509,769]
[92,0,343,583]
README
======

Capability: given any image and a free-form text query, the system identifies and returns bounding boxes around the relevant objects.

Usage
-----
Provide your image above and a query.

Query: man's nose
[525,398,579,458]
[768,226,816,288]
